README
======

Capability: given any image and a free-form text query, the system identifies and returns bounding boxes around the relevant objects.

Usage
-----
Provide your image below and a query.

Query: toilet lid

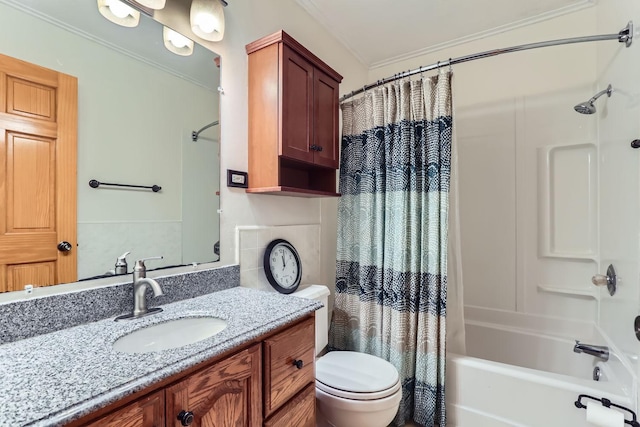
[316,351,400,396]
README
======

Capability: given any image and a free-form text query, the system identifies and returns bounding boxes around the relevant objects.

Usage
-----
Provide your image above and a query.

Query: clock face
[264,240,302,294]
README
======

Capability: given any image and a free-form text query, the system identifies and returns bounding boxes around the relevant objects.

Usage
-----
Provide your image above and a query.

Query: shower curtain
[329,72,453,427]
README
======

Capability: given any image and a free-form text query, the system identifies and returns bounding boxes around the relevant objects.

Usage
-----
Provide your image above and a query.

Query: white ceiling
[295,0,593,68]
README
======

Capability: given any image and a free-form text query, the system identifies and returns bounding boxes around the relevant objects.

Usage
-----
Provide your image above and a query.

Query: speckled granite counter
[0,287,321,426]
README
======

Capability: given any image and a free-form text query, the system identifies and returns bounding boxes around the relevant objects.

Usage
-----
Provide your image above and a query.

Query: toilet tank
[292,285,330,355]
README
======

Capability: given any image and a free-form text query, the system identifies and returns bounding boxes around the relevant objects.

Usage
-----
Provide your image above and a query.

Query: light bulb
[167,29,190,49]
[190,0,225,41]
[107,0,135,18]
[163,26,194,56]
[97,0,140,27]
[194,13,218,34]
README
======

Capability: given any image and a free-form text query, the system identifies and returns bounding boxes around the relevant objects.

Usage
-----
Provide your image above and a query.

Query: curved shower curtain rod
[340,21,633,103]
[192,120,219,141]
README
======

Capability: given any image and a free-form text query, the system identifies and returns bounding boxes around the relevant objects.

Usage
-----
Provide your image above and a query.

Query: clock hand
[282,255,286,268]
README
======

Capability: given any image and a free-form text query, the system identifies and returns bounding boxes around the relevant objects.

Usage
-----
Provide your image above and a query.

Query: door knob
[57,241,72,252]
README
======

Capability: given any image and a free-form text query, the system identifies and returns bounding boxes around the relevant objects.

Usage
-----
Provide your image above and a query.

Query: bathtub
[446,307,637,426]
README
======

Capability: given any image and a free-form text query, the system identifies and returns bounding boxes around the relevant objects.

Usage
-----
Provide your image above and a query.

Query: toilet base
[315,385,402,427]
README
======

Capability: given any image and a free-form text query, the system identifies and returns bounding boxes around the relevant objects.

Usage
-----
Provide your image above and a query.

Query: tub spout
[573,340,609,362]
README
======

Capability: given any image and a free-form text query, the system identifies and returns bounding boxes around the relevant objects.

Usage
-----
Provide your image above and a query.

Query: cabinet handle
[309,144,317,151]
[316,145,323,152]
[177,410,194,426]
[293,359,304,369]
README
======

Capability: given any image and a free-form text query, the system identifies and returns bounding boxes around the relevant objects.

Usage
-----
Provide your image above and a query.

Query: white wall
[595,0,640,395]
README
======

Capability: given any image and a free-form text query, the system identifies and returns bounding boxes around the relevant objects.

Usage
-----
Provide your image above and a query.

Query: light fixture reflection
[97,0,140,27]
[163,27,194,56]
[135,0,166,10]
[190,0,225,42]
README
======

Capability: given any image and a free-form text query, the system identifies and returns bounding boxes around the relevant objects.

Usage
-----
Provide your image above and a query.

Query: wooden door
[166,344,262,427]
[280,45,314,164]
[0,53,77,292]
[85,390,165,427]
[313,68,340,169]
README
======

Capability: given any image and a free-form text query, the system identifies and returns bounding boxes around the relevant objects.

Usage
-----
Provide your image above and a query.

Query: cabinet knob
[177,410,194,426]
[292,359,304,369]
[316,145,323,152]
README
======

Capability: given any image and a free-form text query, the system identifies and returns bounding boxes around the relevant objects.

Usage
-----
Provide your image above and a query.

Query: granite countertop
[0,287,321,426]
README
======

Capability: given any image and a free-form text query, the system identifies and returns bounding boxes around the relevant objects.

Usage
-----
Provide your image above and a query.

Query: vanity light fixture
[97,0,140,27]
[134,0,166,10]
[190,0,225,41]
[163,27,194,56]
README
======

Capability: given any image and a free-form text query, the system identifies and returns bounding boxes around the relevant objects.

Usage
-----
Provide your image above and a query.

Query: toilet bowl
[292,285,402,427]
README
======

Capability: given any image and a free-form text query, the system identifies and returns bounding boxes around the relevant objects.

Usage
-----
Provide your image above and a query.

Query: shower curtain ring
[449,58,453,73]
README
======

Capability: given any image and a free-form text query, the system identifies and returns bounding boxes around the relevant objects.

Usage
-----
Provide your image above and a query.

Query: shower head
[574,84,613,114]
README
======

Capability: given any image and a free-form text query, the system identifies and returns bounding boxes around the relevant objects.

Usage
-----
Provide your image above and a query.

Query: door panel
[280,46,314,164]
[313,69,339,169]
[0,53,77,292]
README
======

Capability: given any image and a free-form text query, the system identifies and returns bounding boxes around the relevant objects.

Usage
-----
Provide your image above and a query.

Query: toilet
[293,285,402,427]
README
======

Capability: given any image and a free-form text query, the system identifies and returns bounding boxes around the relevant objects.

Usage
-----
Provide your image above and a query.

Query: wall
[0,2,219,279]
[595,0,640,397]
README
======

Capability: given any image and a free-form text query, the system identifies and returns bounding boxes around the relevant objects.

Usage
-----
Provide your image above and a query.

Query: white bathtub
[446,307,636,426]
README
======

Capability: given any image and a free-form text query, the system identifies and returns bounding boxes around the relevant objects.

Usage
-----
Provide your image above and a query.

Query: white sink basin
[113,316,228,354]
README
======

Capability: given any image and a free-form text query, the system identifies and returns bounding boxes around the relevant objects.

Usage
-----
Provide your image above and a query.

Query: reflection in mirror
[0,0,221,290]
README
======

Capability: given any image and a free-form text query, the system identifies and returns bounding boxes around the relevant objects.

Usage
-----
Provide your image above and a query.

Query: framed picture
[227,169,248,188]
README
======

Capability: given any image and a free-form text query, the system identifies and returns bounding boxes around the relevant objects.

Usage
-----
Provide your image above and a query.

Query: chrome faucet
[115,256,164,321]
[573,340,609,361]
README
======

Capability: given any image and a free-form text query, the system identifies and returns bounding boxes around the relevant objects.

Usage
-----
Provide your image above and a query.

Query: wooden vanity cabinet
[70,315,315,427]
[246,30,343,197]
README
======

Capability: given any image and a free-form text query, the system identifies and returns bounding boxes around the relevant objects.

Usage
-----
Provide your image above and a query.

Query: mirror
[0,0,221,288]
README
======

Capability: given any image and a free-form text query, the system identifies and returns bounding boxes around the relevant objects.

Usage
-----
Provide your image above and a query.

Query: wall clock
[263,239,302,294]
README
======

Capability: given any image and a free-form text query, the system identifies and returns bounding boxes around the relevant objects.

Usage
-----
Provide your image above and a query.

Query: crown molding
[296,0,595,70]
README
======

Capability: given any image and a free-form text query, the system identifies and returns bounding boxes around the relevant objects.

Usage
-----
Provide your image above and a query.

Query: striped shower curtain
[329,72,452,427]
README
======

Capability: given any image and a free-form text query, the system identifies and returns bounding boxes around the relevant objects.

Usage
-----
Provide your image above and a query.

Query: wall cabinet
[246,30,343,197]
[70,316,315,427]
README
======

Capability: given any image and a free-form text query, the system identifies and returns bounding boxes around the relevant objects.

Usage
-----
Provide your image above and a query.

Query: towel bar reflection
[89,179,162,192]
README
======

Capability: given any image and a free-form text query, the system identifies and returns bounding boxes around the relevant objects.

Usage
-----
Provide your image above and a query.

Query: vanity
[0,277,321,427]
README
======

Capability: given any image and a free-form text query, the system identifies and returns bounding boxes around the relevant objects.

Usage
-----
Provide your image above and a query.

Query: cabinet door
[280,46,314,165]
[313,68,340,169]
[84,390,164,427]
[166,344,262,427]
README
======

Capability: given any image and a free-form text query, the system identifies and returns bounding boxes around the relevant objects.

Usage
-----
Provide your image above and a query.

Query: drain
[592,366,601,381]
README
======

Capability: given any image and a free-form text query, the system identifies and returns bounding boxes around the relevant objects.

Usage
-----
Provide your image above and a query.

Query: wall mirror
[0,0,221,291]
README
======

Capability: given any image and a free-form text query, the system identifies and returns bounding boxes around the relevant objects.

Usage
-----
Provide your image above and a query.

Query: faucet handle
[134,256,164,271]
